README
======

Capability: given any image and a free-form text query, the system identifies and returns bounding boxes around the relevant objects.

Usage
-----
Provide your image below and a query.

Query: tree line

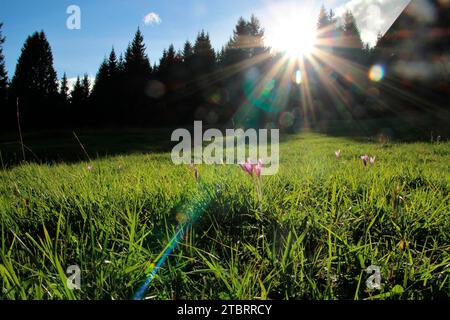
[0,7,380,133]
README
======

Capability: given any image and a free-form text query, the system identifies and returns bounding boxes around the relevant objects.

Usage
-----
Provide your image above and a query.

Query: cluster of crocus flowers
[239,158,263,177]
[361,155,376,166]
[335,150,341,159]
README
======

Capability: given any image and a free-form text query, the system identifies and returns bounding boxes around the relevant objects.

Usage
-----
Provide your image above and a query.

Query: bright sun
[265,8,318,59]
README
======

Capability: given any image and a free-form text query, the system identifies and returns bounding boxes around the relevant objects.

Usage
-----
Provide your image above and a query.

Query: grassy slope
[0,133,448,300]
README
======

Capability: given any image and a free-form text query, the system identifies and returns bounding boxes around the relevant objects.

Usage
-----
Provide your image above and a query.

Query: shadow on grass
[1,115,448,169]
[0,128,178,169]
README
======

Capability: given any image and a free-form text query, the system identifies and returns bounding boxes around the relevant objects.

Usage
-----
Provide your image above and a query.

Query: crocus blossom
[239,158,263,177]
[361,155,376,166]
[335,150,341,159]
[361,155,370,166]
[239,159,254,176]
[254,159,263,177]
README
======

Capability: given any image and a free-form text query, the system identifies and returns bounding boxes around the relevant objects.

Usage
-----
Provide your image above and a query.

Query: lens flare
[295,69,302,84]
[243,77,281,113]
[279,112,295,128]
[369,65,384,82]
[133,184,214,300]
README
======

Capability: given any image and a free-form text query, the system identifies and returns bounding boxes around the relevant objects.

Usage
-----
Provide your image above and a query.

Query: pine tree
[70,76,82,105]
[328,9,337,25]
[92,55,115,125]
[158,44,181,81]
[342,11,365,63]
[247,15,265,56]
[81,74,91,100]
[59,73,69,102]
[11,31,58,98]
[317,6,338,53]
[70,75,90,106]
[70,75,92,126]
[222,15,266,67]
[0,23,9,131]
[216,46,226,66]
[317,5,331,30]
[123,28,152,125]
[192,30,216,75]
[124,28,152,76]
[219,15,268,128]
[118,53,125,74]
[92,59,109,99]
[108,48,118,77]
[10,31,58,128]
[312,6,343,122]
[158,49,167,74]
[57,73,70,127]
[183,41,193,62]
[222,18,250,66]
[232,17,250,48]
[0,23,7,105]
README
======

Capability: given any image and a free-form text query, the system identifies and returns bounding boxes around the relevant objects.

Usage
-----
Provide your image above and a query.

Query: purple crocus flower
[361,155,369,166]
[335,150,341,159]
[240,158,254,176]
[254,159,263,178]
[239,158,263,177]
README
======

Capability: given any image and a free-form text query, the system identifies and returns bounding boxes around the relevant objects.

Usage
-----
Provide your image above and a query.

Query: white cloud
[335,0,410,46]
[143,12,162,26]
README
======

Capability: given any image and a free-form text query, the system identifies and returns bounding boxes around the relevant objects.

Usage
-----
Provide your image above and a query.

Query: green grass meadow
[0,132,449,300]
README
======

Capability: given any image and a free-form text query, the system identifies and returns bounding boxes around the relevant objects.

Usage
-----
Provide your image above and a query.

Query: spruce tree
[91,59,109,123]
[192,30,216,75]
[247,15,265,56]
[108,48,118,77]
[0,23,7,105]
[158,44,180,81]
[81,74,91,100]
[0,23,8,130]
[123,28,152,124]
[124,28,152,77]
[342,11,365,63]
[57,73,70,127]
[183,41,193,62]
[118,53,125,74]
[222,18,250,66]
[222,15,265,67]
[71,76,83,105]
[59,73,69,102]
[10,31,58,128]
[317,5,331,30]
[70,75,91,126]
[92,59,109,99]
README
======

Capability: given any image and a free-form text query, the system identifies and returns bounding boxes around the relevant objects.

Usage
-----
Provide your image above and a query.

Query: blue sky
[0,0,409,84]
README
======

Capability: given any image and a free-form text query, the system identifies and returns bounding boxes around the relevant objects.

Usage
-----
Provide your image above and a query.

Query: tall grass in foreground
[0,133,448,299]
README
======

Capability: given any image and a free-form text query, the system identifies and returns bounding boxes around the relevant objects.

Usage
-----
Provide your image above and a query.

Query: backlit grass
[0,133,448,299]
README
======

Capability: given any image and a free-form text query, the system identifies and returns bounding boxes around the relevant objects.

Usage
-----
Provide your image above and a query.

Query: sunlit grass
[0,133,448,299]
